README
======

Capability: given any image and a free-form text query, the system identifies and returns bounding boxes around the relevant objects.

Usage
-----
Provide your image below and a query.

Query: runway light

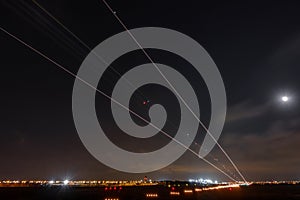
[63,180,69,185]
[170,191,180,195]
[146,193,158,198]
[49,180,54,184]
[184,189,193,194]
[202,184,240,191]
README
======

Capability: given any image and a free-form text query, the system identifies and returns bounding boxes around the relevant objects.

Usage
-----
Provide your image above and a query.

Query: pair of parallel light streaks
[102,0,246,183]
[0,0,245,182]
[7,0,240,182]
[0,26,236,182]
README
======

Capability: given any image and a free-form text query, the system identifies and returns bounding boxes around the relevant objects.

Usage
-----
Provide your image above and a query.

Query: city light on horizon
[63,180,69,185]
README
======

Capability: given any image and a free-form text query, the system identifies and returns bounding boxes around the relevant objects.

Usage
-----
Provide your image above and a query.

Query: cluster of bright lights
[104,198,119,200]
[146,193,158,198]
[202,184,240,191]
[188,178,217,184]
[170,191,180,195]
[63,180,69,185]
[184,189,193,193]
[2,180,21,184]
[105,186,122,191]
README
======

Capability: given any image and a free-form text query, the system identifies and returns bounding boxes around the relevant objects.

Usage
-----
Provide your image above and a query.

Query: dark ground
[0,184,300,200]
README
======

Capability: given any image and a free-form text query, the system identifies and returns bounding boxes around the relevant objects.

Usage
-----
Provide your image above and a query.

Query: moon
[281,96,289,102]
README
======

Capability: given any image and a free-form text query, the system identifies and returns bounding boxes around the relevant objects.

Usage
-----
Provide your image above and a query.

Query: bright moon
[281,96,289,102]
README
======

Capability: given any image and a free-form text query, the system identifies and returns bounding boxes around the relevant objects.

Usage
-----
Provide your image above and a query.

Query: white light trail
[0,26,237,182]
[101,0,247,183]
[31,0,240,181]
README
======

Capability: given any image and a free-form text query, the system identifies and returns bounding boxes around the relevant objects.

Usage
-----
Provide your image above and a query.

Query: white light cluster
[188,178,217,184]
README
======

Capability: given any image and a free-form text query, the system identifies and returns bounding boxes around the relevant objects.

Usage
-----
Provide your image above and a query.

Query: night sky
[1,0,300,181]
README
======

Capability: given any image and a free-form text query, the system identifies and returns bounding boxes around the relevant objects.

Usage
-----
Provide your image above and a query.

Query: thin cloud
[226,101,270,123]
[219,118,300,180]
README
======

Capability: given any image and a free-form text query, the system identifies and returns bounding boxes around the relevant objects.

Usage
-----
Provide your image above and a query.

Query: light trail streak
[30,0,240,181]
[101,0,247,183]
[31,0,242,181]
[32,0,147,100]
[0,26,237,182]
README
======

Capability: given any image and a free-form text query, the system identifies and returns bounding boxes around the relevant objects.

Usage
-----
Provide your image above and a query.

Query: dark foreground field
[0,184,299,200]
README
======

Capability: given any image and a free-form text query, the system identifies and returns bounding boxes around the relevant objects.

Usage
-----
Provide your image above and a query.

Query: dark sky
[1,0,300,181]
